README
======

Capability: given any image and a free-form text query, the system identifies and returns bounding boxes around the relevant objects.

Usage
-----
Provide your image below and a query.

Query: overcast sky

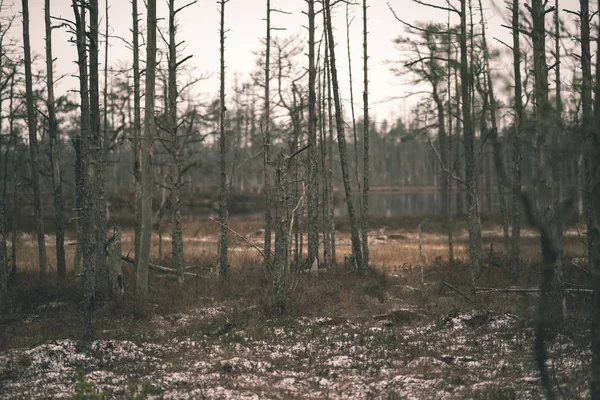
[4,0,581,123]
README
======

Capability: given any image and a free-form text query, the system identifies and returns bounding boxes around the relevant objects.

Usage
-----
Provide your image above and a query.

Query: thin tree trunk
[477,2,510,255]
[345,2,362,213]
[510,0,523,282]
[168,0,184,284]
[587,0,600,394]
[108,226,124,299]
[360,0,370,271]
[325,39,337,269]
[132,0,142,261]
[319,56,331,268]
[218,0,229,277]
[581,0,595,275]
[273,152,290,313]
[460,0,483,282]
[323,0,363,273]
[22,0,47,284]
[89,0,107,293]
[590,1,600,393]
[137,0,157,293]
[45,0,66,278]
[307,0,319,271]
[262,0,272,267]
[0,51,5,307]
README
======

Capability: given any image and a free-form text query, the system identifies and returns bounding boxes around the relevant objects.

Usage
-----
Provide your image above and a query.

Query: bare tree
[459,0,482,281]
[132,0,142,261]
[22,0,48,284]
[360,0,370,271]
[323,0,363,272]
[510,0,523,281]
[588,0,600,394]
[218,0,229,277]
[262,0,272,267]
[45,0,66,278]
[137,0,157,293]
[307,0,319,271]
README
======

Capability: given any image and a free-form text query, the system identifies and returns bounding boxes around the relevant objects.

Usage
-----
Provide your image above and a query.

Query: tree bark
[510,0,523,282]
[22,0,48,284]
[137,0,157,293]
[262,0,272,268]
[588,0,600,393]
[108,226,124,299]
[459,0,483,282]
[218,0,229,277]
[323,0,364,273]
[45,0,66,278]
[361,0,370,271]
[168,0,184,284]
[307,0,319,271]
[132,0,142,262]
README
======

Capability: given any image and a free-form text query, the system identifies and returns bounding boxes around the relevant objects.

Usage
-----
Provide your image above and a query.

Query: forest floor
[0,217,593,399]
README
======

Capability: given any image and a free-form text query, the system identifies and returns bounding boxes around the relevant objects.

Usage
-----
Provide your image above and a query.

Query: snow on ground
[0,306,590,399]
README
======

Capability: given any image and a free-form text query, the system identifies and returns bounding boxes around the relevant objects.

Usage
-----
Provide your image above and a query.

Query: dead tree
[132,0,142,261]
[459,0,483,281]
[323,0,364,272]
[45,0,66,278]
[361,0,370,272]
[218,0,229,276]
[262,0,272,267]
[307,0,319,271]
[22,0,48,284]
[137,0,157,293]
[510,0,523,282]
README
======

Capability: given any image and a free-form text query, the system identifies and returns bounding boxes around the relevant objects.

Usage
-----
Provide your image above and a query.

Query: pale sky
[4,0,582,123]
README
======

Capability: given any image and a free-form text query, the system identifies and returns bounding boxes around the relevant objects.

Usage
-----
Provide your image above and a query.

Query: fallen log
[120,255,201,277]
[475,287,593,294]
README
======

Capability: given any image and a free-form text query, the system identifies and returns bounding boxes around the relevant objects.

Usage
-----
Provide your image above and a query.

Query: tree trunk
[460,0,483,282]
[218,0,229,277]
[307,0,319,270]
[581,0,595,275]
[168,0,184,284]
[273,152,290,313]
[89,0,107,293]
[588,0,600,394]
[262,0,272,268]
[137,0,157,293]
[510,0,523,282]
[45,0,66,278]
[22,0,47,284]
[132,0,142,262]
[360,0,370,271]
[323,0,364,273]
[108,226,124,299]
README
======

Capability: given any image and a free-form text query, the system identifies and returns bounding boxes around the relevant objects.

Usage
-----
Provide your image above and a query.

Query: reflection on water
[108,191,509,223]
[335,192,508,217]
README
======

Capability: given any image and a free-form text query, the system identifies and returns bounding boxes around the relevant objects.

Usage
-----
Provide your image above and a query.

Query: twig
[441,280,473,300]
[208,217,273,269]
[120,255,200,277]
[568,260,592,277]
[475,287,593,294]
